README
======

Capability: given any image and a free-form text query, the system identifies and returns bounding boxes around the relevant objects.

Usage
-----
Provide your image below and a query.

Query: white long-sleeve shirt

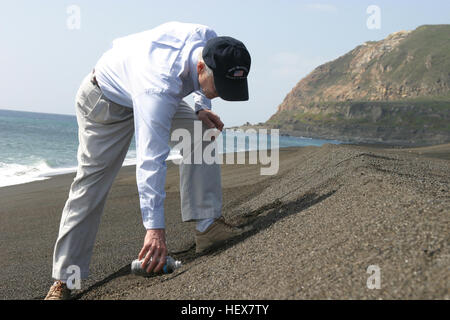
[94,21,217,229]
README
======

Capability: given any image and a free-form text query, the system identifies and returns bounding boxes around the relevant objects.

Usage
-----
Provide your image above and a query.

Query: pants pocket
[87,96,133,124]
[76,77,103,118]
[76,76,133,125]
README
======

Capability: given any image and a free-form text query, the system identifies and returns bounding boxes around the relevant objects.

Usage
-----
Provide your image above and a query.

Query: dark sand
[0,144,448,300]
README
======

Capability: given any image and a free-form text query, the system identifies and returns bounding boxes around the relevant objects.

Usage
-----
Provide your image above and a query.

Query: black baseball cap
[202,36,251,101]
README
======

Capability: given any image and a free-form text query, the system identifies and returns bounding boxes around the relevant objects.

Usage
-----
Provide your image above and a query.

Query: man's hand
[197,109,224,132]
[138,229,168,273]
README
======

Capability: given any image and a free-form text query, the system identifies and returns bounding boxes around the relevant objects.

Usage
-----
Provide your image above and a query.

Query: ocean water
[0,109,341,187]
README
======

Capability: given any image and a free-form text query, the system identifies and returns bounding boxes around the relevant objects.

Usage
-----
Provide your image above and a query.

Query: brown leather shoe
[44,281,71,300]
[195,217,252,253]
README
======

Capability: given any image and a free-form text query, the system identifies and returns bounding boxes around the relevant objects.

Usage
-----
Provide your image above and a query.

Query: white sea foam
[0,160,56,187]
[0,151,183,188]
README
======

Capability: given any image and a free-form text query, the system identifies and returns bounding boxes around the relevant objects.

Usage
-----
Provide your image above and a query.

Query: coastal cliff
[266,25,450,146]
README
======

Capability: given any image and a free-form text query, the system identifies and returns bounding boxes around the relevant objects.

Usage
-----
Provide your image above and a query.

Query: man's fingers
[215,119,224,131]
[198,110,224,131]
[153,252,167,273]
[203,117,216,129]
[144,243,168,273]
[146,246,161,273]
[140,229,167,273]
[210,114,224,131]
[142,245,155,270]
[207,113,223,131]
[138,245,148,261]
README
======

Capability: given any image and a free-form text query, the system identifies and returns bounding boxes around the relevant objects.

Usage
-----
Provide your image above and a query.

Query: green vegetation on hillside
[268,100,450,132]
[380,25,450,88]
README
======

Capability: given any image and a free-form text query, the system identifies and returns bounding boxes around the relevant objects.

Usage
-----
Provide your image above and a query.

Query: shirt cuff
[194,103,211,113]
[141,206,165,230]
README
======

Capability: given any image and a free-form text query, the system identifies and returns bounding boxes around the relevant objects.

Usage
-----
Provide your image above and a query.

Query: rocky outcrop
[267,25,450,146]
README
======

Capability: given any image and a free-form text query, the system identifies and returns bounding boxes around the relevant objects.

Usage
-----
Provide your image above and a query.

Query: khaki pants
[52,73,222,280]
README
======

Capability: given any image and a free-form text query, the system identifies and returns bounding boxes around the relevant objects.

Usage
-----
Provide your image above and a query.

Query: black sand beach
[0,144,449,300]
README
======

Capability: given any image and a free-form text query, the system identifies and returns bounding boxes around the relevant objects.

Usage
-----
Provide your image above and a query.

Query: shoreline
[4,141,447,191]
[229,124,450,148]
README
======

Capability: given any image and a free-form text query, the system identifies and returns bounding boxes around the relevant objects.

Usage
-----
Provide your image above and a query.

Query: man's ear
[197,61,204,75]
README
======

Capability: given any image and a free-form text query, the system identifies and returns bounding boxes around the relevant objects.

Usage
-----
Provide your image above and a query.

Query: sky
[1,0,449,127]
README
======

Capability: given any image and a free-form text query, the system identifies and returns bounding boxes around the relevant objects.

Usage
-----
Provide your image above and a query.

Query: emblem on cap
[226,66,248,80]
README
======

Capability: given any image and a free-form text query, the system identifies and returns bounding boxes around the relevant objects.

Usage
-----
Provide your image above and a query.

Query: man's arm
[132,92,179,273]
